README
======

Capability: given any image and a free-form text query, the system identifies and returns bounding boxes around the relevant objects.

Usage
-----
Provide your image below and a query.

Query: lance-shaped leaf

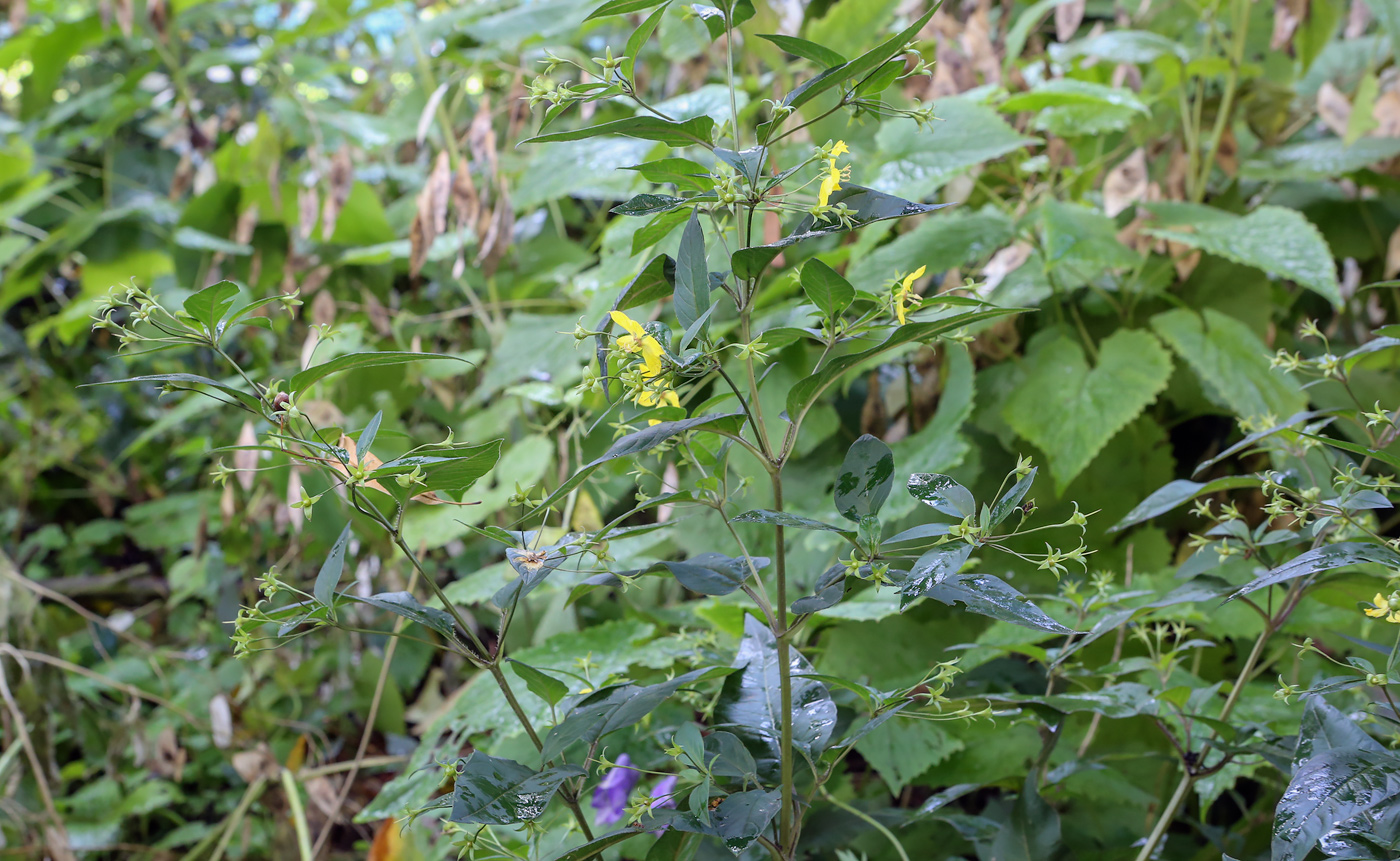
[919,574,1073,634]
[611,193,688,216]
[908,474,976,518]
[799,258,855,320]
[791,564,848,614]
[540,667,730,764]
[990,468,1036,527]
[1111,475,1260,532]
[84,373,264,413]
[718,616,837,779]
[291,351,469,394]
[674,211,711,340]
[989,773,1063,861]
[731,184,953,280]
[778,6,938,111]
[1225,542,1400,603]
[529,413,745,514]
[449,752,585,825]
[312,524,355,610]
[835,434,895,522]
[493,546,568,608]
[758,33,847,67]
[368,441,502,497]
[705,730,760,781]
[355,591,457,640]
[655,552,768,596]
[785,308,1017,422]
[542,830,645,861]
[521,114,715,148]
[730,509,855,538]
[896,543,973,607]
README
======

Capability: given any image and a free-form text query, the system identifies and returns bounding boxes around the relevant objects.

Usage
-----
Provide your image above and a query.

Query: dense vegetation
[4,0,1400,859]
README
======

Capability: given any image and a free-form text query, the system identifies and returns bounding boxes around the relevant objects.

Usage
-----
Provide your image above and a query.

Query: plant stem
[770,470,795,856]
[279,768,315,861]
[820,788,910,861]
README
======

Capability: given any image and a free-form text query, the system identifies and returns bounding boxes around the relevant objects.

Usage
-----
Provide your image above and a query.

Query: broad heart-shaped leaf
[799,258,855,320]
[990,468,1036,527]
[907,474,975,518]
[731,184,953,280]
[1151,308,1307,421]
[1143,203,1341,307]
[919,573,1073,634]
[611,193,688,216]
[674,210,710,339]
[1224,542,1400,603]
[493,547,567,608]
[786,307,1019,423]
[655,552,769,596]
[896,543,973,608]
[1110,475,1261,532]
[290,351,469,394]
[989,773,1063,861]
[521,115,715,148]
[355,591,457,639]
[835,434,894,522]
[1002,329,1172,493]
[313,523,353,608]
[368,440,502,497]
[449,752,584,825]
[529,413,745,514]
[182,280,240,336]
[642,789,781,853]
[1273,747,1400,861]
[540,667,729,764]
[717,616,836,780]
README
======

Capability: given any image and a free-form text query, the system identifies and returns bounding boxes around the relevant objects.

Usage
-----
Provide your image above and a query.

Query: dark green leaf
[757,33,847,67]
[313,523,353,608]
[799,258,855,320]
[990,468,1036,526]
[783,6,938,110]
[622,157,715,192]
[356,591,457,639]
[509,660,570,707]
[611,255,677,314]
[541,667,729,763]
[691,1,755,39]
[369,441,502,496]
[644,789,781,853]
[357,411,382,458]
[585,0,669,21]
[919,574,1073,634]
[521,115,715,148]
[835,434,895,522]
[1273,748,1400,861]
[622,5,668,81]
[896,543,972,607]
[713,146,765,186]
[1111,476,1260,532]
[493,547,566,608]
[730,509,854,536]
[543,830,645,861]
[989,773,1062,861]
[612,193,688,216]
[656,552,768,596]
[791,564,848,614]
[449,752,584,824]
[632,210,692,255]
[674,211,711,340]
[182,280,240,335]
[907,473,975,518]
[291,352,469,394]
[705,730,759,780]
[718,615,836,778]
[1225,542,1400,602]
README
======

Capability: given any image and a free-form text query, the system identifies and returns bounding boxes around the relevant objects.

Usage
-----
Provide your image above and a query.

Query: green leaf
[786,308,1018,422]
[1000,79,1148,114]
[783,6,938,111]
[1110,476,1261,532]
[799,258,855,320]
[1242,137,1400,181]
[907,474,975,517]
[1273,748,1400,861]
[291,352,469,394]
[1054,30,1188,64]
[612,193,688,216]
[357,411,383,458]
[182,280,241,335]
[611,254,677,314]
[922,573,1073,634]
[691,1,755,40]
[896,543,973,607]
[718,615,836,778]
[622,5,668,81]
[856,718,963,795]
[368,441,502,497]
[1143,204,1341,307]
[713,146,765,186]
[872,98,1038,200]
[622,157,715,192]
[848,205,1015,287]
[540,667,728,763]
[656,552,767,596]
[674,210,711,340]
[543,830,645,861]
[508,660,570,707]
[449,752,584,824]
[530,412,745,514]
[835,434,895,522]
[84,374,263,413]
[521,115,715,147]
[730,509,856,537]
[790,565,848,614]
[313,523,353,608]
[756,33,846,67]
[1002,330,1172,493]
[643,789,781,853]
[1150,308,1308,420]
[1225,542,1400,602]
[990,468,1036,527]
[585,0,669,21]
[1003,0,1080,71]
[989,773,1063,861]
[356,591,457,640]
[1041,199,1140,274]
[173,227,252,257]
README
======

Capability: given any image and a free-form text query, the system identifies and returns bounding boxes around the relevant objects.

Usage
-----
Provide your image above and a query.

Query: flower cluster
[609,310,681,421]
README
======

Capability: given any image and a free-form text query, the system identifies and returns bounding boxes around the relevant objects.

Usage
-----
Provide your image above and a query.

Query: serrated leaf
[1041,199,1140,274]
[1144,204,1340,307]
[449,752,584,824]
[920,573,1074,634]
[291,351,468,394]
[1224,542,1400,602]
[357,591,457,639]
[718,616,836,778]
[1242,137,1400,182]
[1003,330,1172,493]
[856,717,962,795]
[835,434,895,521]
[1150,308,1307,421]
[872,98,1037,200]
[313,523,353,608]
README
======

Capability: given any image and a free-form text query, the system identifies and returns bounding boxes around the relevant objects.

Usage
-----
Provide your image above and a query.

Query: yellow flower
[895,265,926,325]
[610,310,665,378]
[817,140,851,208]
[639,388,681,424]
[1366,592,1400,623]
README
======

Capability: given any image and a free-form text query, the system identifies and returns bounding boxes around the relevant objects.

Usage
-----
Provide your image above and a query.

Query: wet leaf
[449,752,584,824]
[656,552,768,596]
[918,573,1073,634]
[1225,542,1400,602]
[907,474,975,518]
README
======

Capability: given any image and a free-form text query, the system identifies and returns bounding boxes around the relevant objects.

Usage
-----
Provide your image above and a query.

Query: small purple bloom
[648,775,680,836]
[591,753,640,825]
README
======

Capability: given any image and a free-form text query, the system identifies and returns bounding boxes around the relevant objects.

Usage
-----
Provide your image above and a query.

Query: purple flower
[591,753,640,825]
[648,775,680,836]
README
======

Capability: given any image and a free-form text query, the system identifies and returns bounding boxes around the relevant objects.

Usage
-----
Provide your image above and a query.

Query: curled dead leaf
[1318,81,1352,137]
[982,242,1033,293]
[1103,148,1149,217]
[231,744,280,783]
[209,694,234,749]
[297,186,319,241]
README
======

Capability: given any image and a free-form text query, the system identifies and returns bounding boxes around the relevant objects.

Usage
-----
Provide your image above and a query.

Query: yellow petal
[663,390,680,408]
[640,335,665,377]
[616,333,640,353]
[610,310,645,339]
[637,389,658,407]
[831,140,849,157]
[896,296,907,326]
[1367,606,1388,618]
[912,264,927,280]
[1375,593,1387,606]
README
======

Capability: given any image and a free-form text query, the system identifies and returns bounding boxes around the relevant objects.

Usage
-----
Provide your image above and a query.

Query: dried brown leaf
[1271,0,1308,51]
[982,242,1032,292]
[297,186,319,241]
[1318,81,1352,137]
[234,421,258,492]
[320,145,353,241]
[1103,148,1149,217]
[1055,0,1085,42]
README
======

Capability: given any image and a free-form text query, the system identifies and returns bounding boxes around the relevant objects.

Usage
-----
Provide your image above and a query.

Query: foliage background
[2,0,1400,858]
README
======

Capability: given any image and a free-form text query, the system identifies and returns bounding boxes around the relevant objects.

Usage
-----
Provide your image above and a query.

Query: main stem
[771,470,795,855]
